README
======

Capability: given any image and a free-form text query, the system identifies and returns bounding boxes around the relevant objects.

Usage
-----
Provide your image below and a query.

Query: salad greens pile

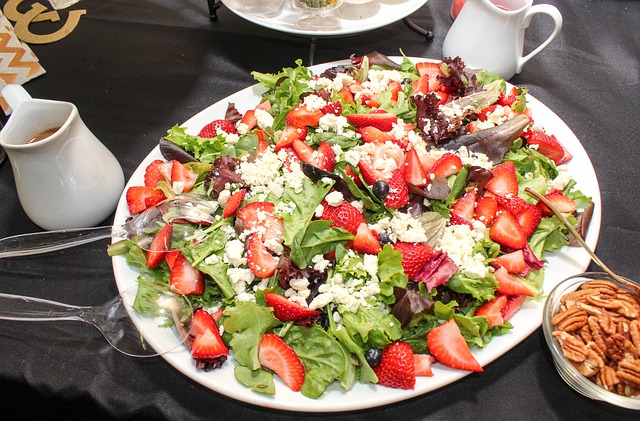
[111,52,592,399]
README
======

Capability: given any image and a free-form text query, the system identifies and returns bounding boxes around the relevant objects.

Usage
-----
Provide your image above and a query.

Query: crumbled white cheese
[223,239,246,267]
[325,191,345,207]
[436,223,488,278]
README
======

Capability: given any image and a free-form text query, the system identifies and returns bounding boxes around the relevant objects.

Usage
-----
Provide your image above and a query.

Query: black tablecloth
[1,0,639,419]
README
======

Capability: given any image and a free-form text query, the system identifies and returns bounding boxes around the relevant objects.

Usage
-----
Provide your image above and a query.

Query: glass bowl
[542,272,640,410]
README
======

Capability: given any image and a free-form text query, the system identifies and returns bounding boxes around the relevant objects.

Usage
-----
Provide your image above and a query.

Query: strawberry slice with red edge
[190,309,229,361]
[403,148,428,187]
[264,292,320,324]
[222,188,246,218]
[321,101,342,116]
[526,131,572,165]
[485,161,518,197]
[319,200,366,235]
[346,111,397,131]
[246,233,279,278]
[501,295,527,322]
[474,195,498,226]
[489,210,528,249]
[450,189,477,227]
[392,241,433,280]
[494,267,534,296]
[145,222,173,268]
[237,201,284,242]
[170,160,198,193]
[315,141,336,172]
[384,169,410,209]
[414,354,435,377]
[353,222,381,255]
[258,333,305,392]
[373,341,416,390]
[427,152,463,179]
[537,189,577,216]
[198,119,238,137]
[474,294,508,328]
[516,204,542,238]
[359,126,394,144]
[144,159,172,188]
[427,318,483,372]
[170,252,205,295]
[286,105,323,128]
[240,109,257,131]
[125,186,165,214]
[491,250,526,274]
[275,125,307,151]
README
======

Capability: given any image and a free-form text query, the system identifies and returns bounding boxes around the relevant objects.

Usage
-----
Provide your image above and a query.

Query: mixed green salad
[110,52,593,399]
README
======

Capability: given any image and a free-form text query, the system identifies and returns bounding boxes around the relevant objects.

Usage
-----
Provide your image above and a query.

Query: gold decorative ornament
[3,0,86,44]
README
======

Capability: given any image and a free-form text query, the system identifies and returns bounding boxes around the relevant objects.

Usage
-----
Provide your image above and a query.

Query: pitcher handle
[518,4,563,72]
[1,84,32,114]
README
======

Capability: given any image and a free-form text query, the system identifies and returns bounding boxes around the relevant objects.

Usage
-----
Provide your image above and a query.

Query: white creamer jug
[442,0,562,80]
[0,84,124,230]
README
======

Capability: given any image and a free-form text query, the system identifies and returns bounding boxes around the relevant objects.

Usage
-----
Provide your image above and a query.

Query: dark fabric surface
[0,0,638,419]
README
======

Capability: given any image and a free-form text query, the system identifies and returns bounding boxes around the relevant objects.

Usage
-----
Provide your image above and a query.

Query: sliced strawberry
[291,139,315,163]
[198,119,238,137]
[346,112,397,131]
[190,308,219,338]
[353,223,381,255]
[170,160,198,193]
[516,205,542,238]
[497,195,531,217]
[491,250,526,274]
[427,318,483,372]
[319,201,365,235]
[477,105,497,122]
[237,201,284,242]
[537,189,576,216]
[125,186,165,214]
[388,80,402,103]
[403,148,428,187]
[275,125,307,151]
[246,233,278,278]
[240,109,258,131]
[489,210,528,249]
[222,188,246,218]
[494,267,533,296]
[412,74,431,96]
[419,153,437,174]
[264,292,319,323]
[258,333,305,392]
[164,249,181,269]
[526,131,572,165]
[191,310,229,361]
[485,161,518,197]
[450,189,477,226]
[358,159,386,185]
[321,101,342,116]
[345,165,363,187]
[285,104,323,128]
[145,222,173,268]
[359,126,394,144]
[415,61,442,92]
[501,294,527,321]
[144,159,172,188]
[392,241,433,280]
[497,87,519,108]
[474,195,498,226]
[338,87,354,104]
[475,294,508,328]
[384,168,410,209]
[256,131,268,157]
[414,354,435,377]
[428,152,463,179]
[373,341,416,390]
[170,253,205,295]
[315,141,336,172]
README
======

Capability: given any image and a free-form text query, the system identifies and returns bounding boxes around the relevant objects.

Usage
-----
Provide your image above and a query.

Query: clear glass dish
[542,272,640,410]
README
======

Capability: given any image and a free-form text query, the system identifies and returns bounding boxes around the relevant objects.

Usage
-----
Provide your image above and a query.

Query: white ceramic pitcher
[442,0,563,80]
[0,84,124,230]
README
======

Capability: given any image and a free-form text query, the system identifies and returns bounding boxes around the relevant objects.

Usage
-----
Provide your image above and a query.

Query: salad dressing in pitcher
[0,84,124,230]
[443,0,563,80]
